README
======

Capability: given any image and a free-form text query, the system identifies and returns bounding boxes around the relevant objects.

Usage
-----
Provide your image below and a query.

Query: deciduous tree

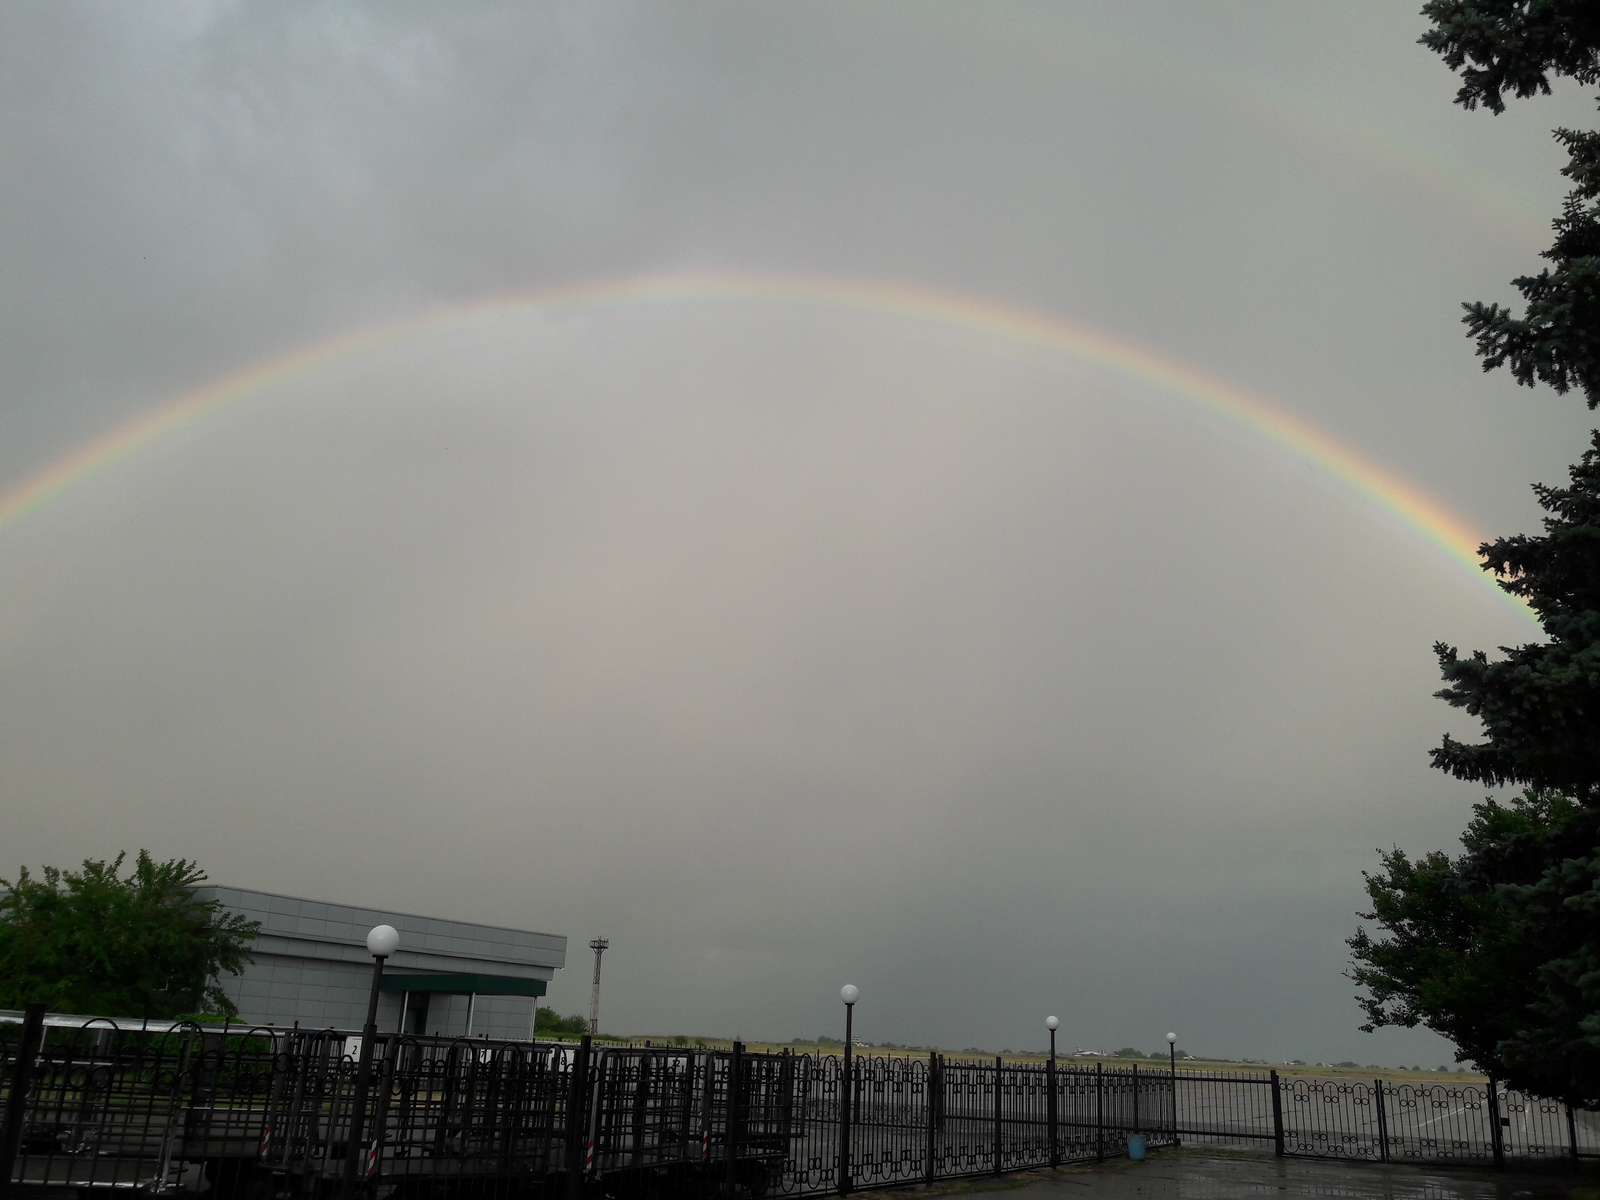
[0,851,258,1019]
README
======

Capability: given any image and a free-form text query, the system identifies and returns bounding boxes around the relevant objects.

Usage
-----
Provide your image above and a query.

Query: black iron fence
[0,1010,1176,1197]
[1,1008,1596,1198]
[1169,1068,1600,1166]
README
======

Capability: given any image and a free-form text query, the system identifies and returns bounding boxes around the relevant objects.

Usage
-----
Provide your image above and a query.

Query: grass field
[589,1037,1486,1083]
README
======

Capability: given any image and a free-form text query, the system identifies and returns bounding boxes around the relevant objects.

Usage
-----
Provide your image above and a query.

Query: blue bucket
[1127,1134,1147,1160]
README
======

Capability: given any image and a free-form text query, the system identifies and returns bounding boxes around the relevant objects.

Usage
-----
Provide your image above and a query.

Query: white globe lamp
[367,924,400,959]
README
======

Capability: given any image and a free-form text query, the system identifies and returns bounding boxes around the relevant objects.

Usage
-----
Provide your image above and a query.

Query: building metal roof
[195,886,567,982]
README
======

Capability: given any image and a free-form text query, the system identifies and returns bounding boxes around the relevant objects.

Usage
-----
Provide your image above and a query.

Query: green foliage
[0,852,258,1019]
[1352,2,1600,1110]
[1456,132,1600,411]
[1112,1047,1145,1059]
[1420,1,1600,115]
[534,1007,591,1036]
[1423,7,1600,426]
[1350,790,1600,1105]
[1431,436,1600,797]
[1420,0,1600,809]
[1418,0,1600,807]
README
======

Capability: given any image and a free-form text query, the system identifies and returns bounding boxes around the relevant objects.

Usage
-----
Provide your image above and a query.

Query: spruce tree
[1348,4,1600,1106]
[1430,435,1600,801]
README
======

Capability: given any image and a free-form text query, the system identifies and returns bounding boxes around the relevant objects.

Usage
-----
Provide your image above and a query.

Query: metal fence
[2,1007,1597,1198]
[1172,1068,1600,1167]
[0,1010,1175,1197]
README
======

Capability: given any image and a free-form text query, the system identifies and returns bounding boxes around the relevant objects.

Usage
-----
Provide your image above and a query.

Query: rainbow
[0,272,1535,625]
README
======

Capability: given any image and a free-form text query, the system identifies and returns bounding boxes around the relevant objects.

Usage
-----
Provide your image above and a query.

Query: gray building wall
[197,887,566,1040]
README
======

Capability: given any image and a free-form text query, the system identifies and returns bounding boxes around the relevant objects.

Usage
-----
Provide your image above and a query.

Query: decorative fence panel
[1280,1075,1387,1160]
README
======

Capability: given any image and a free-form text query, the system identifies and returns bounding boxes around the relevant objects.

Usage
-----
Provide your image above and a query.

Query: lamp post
[1046,1017,1060,1168]
[839,985,858,1197]
[1166,1032,1178,1146]
[344,924,399,1198]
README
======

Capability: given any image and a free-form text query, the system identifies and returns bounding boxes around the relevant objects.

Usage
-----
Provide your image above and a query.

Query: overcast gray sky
[2,2,1594,1066]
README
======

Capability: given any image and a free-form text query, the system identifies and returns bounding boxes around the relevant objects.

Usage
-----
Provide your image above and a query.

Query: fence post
[0,1003,47,1191]
[1486,1078,1505,1169]
[1270,1069,1284,1158]
[1170,1051,1178,1147]
[631,1050,652,1167]
[1373,1079,1390,1162]
[566,1035,592,1200]
[924,1053,936,1185]
[778,1049,795,1156]
[1568,1102,1580,1167]
[839,1039,853,1196]
[727,1042,743,1198]
[1047,1049,1058,1168]
[993,1056,1003,1176]
[1132,1063,1139,1140]
[1095,1062,1104,1162]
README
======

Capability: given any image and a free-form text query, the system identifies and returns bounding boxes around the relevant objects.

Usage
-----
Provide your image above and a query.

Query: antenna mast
[588,937,609,1034]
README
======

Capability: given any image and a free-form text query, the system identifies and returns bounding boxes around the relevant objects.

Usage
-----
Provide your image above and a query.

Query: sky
[1,2,1596,1067]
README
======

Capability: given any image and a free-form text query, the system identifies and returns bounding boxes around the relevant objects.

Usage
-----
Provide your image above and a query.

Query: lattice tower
[588,938,609,1034]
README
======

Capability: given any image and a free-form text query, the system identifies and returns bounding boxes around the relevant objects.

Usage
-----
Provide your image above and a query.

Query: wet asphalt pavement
[989,1149,1597,1200]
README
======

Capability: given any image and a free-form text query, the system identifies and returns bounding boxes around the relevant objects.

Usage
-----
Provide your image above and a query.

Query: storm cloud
[1,2,1593,1064]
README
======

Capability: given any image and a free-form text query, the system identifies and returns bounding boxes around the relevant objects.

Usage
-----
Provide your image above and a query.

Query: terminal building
[196,886,567,1040]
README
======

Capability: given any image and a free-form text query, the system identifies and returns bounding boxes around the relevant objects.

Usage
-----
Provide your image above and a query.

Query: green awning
[380,974,547,998]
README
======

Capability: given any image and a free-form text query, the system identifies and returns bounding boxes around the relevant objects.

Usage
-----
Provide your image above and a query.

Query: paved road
[997,1149,1587,1200]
